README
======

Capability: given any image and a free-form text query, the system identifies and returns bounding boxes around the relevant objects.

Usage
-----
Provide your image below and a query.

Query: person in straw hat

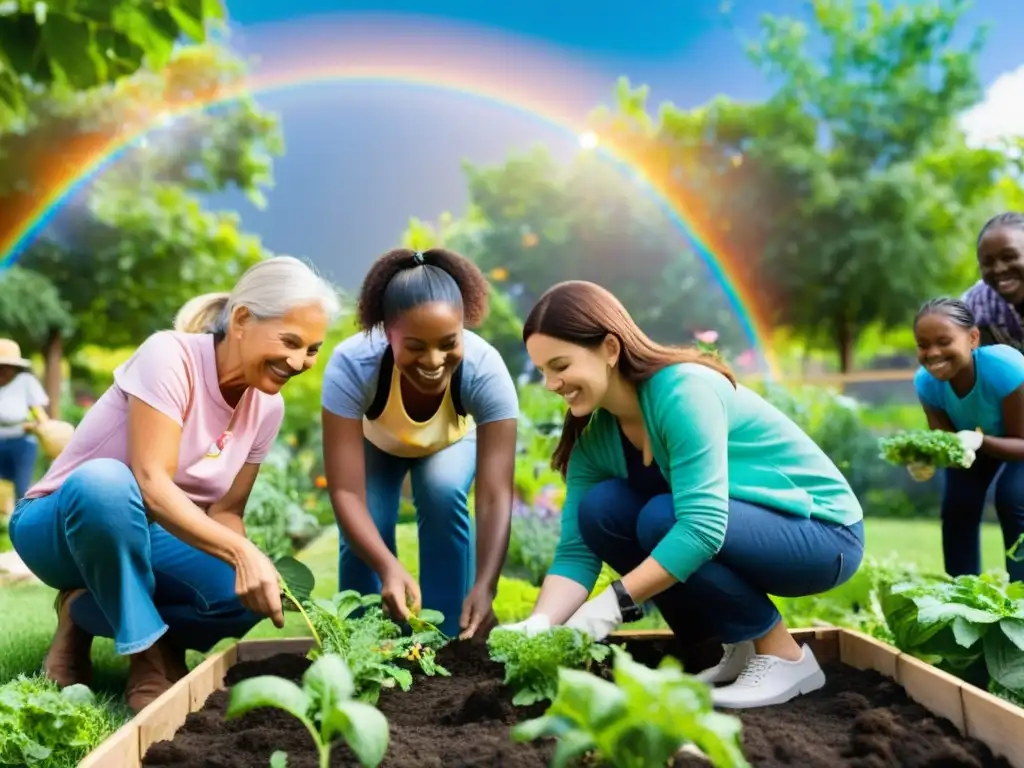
[0,339,49,501]
[7,256,341,714]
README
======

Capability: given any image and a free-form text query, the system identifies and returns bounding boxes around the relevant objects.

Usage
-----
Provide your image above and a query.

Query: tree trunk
[836,320,855,375]
[43,328,62,418]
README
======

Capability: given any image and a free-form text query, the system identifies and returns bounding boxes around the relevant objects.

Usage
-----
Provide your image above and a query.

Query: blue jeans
[339,435,476,636]
[941,455,1024,582]
[0,434,38,499]
[9,458,261,654]
[578,478,865,644]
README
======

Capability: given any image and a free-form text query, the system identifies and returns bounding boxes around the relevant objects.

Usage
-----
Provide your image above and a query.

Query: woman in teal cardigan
[501,281,865,709]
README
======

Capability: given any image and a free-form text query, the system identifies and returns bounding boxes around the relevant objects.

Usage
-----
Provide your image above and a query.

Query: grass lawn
[0,516,1009,716]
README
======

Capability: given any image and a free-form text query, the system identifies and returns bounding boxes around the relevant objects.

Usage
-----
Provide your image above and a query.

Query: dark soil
[141,638,1013,768]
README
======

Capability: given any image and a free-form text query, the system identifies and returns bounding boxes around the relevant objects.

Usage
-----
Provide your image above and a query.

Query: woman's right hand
[380,562,421,623]
[233,541,285,628]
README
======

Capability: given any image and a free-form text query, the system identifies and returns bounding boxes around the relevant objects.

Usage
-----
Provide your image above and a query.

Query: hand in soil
[234,542,285,628]
[459,585,497,640]
[380,564,420,624]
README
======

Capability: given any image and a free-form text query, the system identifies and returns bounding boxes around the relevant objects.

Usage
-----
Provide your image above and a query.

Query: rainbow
[0,19,779,377]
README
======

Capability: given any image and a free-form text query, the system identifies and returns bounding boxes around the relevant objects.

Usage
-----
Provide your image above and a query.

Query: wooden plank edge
[962,684,1024,768]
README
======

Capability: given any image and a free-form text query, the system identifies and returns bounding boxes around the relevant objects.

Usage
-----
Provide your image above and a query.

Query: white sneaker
[693,641,754,685]
[710,644,826,709]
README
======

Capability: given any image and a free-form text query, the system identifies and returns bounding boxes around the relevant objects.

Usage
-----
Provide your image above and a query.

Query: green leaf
[304,654,355,705]
[59,684,96,707]
[984,629,1024,698]
[323,701,390,768]
[276,556,315,603]
[269,751,288,768]
[550,729,597,768]
[226,676,312,724]
[951,616,985,649]
[1000,618,1024,652]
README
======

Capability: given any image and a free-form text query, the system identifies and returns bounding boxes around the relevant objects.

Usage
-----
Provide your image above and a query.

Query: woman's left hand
[565,587,622,641]
[459,583,498,640]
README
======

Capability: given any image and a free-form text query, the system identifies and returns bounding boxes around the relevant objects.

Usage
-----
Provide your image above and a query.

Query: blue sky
[205,0,1023,290]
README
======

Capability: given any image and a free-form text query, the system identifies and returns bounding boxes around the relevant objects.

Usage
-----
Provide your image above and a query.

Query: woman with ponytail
[321,248,519,639]
[499,280,864,710]
[8,256,340,713]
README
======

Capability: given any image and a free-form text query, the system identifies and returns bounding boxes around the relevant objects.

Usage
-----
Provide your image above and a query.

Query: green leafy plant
[0,677,118,766]
[227,653,389,768]
[487,626,610,706]
[878,429,971,468]
[513,645,749,768]
[305,591,449,703]
[880,570,1024,702]
[275,556,321,647]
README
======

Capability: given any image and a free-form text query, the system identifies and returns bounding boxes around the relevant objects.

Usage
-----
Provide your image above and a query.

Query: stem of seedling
[279,579,322,647]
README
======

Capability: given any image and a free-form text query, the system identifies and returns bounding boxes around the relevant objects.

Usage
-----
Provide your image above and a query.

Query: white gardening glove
[906,462,935,482]
[494,614,551,637]
[564,587,622,641]
[956,429,983,468]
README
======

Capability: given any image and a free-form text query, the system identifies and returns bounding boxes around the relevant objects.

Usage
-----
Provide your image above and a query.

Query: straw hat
[0,339,30,369]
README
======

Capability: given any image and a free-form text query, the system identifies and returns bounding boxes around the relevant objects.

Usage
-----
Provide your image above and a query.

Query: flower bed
[79,629,1024,768]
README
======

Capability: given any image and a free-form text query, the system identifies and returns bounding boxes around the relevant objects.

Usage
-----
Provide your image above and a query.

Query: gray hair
[174,256,341,335]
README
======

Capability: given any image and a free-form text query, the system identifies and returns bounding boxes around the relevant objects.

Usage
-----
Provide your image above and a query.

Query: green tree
[449,147,749,353]
[0,0,226,126]
[0,263,75,411]
[595,0,1014,371]
[1,42,284,409]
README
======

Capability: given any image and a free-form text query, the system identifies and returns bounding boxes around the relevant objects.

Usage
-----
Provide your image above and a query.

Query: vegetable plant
[275,556,321,646]
[487,626,610,706]
[227,653,389,768]
[306,590,449,703]
[878,429,971,469]
[513,645,749,768]
[880,569,1024,702]
[0,677,117,766]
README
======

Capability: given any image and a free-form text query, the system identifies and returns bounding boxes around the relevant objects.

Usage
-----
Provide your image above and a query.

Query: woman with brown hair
[500,280,865,710]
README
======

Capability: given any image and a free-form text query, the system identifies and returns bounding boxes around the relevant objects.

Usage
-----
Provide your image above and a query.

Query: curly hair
[356,248,491,331]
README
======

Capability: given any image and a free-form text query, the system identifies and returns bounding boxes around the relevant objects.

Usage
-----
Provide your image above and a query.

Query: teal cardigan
[547,363,863,591]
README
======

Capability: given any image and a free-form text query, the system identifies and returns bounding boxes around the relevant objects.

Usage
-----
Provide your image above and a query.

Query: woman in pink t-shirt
[8,256,340,713]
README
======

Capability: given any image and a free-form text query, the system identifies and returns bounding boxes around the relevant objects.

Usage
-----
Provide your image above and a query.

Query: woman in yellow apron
[321,248,519,638]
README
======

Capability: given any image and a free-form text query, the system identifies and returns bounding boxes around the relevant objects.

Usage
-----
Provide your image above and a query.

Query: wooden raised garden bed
[79,628,1024,768]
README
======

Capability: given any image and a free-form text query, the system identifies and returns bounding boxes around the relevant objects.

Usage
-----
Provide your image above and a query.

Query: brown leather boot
[125,637,189,714]
[43,589,94,688]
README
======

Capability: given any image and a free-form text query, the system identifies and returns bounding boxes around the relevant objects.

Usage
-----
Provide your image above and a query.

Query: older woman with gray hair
[8,256,340,713]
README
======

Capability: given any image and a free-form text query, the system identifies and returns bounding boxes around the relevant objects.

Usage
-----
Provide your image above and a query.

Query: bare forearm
[473,492,511,591]
[532,574,591,625]
[331,490,397,574]
[210,510,247,537]
[137,472,245,565]
[620,557,678,603]
[981,436,1024,462]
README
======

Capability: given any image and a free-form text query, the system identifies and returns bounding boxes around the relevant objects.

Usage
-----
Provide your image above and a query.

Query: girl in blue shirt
[912,297,1024,581]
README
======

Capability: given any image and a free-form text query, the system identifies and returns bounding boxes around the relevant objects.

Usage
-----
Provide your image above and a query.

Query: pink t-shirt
[26,331,284,508]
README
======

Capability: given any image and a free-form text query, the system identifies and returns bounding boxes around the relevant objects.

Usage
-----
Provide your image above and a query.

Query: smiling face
[235,303,329,394]
[526,332,619,417]
[387,302,464,396]
[979,224,1024,304]
[914,312,979,382]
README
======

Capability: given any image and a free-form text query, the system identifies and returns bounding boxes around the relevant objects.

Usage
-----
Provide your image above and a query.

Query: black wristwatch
[611,579,644,622]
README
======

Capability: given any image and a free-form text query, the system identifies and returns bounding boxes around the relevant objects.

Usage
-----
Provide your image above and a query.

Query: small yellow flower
[489,267,509,282]
[285,434,298,447]
[521,232,539,248]
[314,475,327,489]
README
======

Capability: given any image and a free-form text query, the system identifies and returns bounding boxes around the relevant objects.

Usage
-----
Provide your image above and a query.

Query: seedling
[513,645,749,768]
[487,626,609,706]
[227,653,389,768]
[274,556,321,647]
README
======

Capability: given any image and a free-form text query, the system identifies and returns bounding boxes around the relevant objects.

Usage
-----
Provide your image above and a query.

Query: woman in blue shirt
[497,280,864,710]
[912,297,1024,582]
[321,248,519,638]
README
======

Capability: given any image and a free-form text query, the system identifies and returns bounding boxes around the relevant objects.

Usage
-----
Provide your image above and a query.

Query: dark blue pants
[577,478,865,644]
[0,434,38,500]
[941,455,1024,582]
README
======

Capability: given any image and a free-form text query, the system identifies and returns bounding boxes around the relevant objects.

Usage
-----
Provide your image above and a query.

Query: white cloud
[960,64,1024,148]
